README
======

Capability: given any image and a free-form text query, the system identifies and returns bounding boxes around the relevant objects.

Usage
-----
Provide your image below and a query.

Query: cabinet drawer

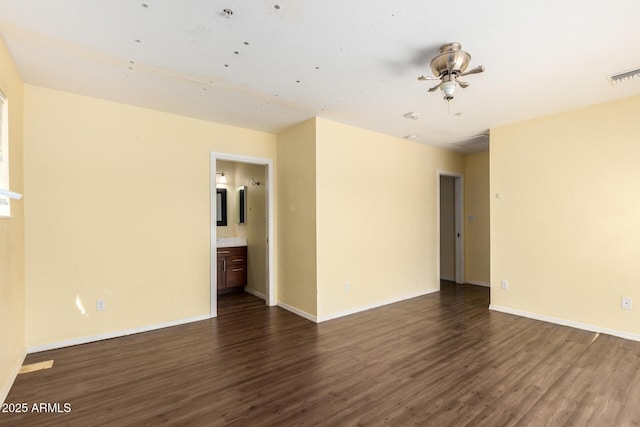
[226,266,246,288]
[229,255,246,265]
[216,246,247,259]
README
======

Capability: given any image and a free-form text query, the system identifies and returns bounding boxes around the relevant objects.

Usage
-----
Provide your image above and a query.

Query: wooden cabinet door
[216,259,225,289]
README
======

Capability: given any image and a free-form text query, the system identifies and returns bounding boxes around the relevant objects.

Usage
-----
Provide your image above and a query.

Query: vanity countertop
[216,237,247,248]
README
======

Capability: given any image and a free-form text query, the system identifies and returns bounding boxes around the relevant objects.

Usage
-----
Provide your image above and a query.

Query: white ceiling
[1,0,639,153]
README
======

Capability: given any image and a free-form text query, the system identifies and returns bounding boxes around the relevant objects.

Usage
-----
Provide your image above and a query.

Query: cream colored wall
[464,150,490,285]
[439,176,456,280]
[315,118,464,319]
[23,85,276,348]
[491,95,640,336]
[235,162,267,296]
[276,118,317,316]
[0,37,25,403]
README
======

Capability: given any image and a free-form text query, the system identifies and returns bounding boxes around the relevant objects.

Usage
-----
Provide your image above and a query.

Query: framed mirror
[237,186,247,224]
[216,188,227,226]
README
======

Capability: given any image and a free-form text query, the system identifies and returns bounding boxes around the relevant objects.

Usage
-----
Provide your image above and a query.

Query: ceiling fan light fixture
[441,81,456,99]
[418,42,484,104]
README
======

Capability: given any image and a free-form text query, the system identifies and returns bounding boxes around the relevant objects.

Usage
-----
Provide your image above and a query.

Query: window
[0,90,11,217]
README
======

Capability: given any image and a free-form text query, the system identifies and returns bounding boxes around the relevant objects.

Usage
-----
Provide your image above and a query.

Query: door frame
[210,152,275,317]
[437,170,464,284]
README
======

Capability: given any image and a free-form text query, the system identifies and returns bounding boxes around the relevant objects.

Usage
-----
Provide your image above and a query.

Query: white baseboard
[466,280,490,287]
[1,349,26,404]
[277,302,318,323]
[317,287,440,323]
[489,304,640,342]
[244,287,266,301]
[27,314,212,354]
[440,275,455,282]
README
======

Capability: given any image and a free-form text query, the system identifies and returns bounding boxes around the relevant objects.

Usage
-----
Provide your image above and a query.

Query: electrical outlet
[344,282,350,291]
[622,297,632,310]
[501,280,509,290]
[96,299,106,312]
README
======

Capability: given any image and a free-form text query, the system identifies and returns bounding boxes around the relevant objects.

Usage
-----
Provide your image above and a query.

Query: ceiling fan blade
[418,75,439,81]
[459,65,485,77]
[457,80,470,88]
[428,82,442,92]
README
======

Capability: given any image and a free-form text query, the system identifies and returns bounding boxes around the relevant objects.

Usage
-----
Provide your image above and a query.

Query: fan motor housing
[430,42,471,77]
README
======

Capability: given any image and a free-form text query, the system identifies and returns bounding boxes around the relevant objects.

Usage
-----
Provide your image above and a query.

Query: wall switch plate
[501,280,509,290]
[96,299,106,312]
[622,297,632,310]
[344,282,350,291]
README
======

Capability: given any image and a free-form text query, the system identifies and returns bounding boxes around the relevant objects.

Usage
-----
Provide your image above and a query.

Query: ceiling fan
[418,42,484,102]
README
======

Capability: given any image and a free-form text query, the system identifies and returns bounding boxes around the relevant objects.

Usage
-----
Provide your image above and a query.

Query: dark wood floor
[3,282,640,426]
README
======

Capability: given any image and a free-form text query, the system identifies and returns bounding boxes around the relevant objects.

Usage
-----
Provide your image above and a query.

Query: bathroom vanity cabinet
[216,246,247,293]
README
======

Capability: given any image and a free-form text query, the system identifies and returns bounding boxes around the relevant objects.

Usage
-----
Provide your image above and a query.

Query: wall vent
[606,67,640,86]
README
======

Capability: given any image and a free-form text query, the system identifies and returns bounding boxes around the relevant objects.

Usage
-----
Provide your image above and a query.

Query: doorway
[438,171,464,284]
[210,152,275,317]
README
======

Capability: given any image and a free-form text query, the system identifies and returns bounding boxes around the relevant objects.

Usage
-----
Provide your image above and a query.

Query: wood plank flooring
[3,282,640,426]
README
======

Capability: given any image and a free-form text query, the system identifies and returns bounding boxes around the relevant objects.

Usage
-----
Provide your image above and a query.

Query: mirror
[237,186,247,224]
[216,188,227,226]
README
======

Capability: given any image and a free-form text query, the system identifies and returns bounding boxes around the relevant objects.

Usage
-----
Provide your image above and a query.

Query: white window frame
[0,89,21,218]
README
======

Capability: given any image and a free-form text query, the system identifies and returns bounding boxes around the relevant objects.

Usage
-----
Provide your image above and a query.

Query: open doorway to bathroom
[210,153,274,317]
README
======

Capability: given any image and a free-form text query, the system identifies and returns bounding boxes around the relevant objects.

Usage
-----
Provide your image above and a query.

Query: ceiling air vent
[448,132,489,147]
[606,67,640,86]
